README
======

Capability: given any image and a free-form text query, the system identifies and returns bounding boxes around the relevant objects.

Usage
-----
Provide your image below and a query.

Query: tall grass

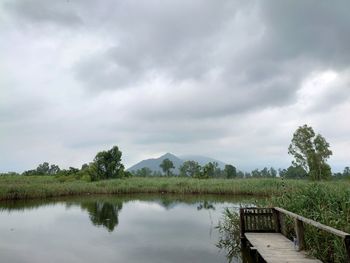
[0,176,305,201]
[270,182,350,262]
[213,179,350,262]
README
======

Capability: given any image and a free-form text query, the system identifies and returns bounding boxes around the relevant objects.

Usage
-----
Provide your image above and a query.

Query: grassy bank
[217,180,350,263]
[0,176,348,201]
[269,183,350,262]
[0,176,309,201]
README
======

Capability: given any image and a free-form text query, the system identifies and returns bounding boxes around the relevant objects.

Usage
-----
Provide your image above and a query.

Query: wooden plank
[245,233,322,263]
[274,207,349,238]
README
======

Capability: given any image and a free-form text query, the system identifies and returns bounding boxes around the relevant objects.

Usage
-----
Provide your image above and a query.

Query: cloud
[1,0,350,172]
[3,0,83,27]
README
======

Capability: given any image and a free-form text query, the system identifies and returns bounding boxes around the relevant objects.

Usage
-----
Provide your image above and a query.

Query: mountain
[179,155,227,169]
[127,153,228,174]
[128,153,184,174]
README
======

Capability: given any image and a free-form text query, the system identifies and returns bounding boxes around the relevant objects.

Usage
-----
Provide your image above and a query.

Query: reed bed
[0,176,305,201]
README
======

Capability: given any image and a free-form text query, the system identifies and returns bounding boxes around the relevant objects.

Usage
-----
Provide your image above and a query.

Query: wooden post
[345,235,350,261]
[240,208,245,240]
[272,208,281,233]
[250,247,258,262]
[294,218,305,251]
[279,212,286,236]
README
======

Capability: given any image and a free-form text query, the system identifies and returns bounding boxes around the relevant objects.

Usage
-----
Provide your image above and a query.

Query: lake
[0,195,257,263]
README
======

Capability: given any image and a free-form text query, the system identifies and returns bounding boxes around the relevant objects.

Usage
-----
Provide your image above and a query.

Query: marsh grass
[270,182,350,262]
[0,176,306,201]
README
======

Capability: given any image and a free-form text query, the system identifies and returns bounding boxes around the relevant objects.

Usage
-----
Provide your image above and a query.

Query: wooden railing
[239,208,278,234]
[240,207,350,259]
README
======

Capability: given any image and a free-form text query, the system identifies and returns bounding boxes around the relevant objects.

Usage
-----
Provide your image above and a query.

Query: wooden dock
[240,207,350,263]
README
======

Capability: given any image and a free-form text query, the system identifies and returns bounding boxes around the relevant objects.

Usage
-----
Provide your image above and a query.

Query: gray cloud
[1,0,350,172]
[3,0,83,26]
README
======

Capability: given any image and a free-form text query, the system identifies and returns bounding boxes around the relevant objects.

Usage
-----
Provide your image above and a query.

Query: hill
[127,153,184,174]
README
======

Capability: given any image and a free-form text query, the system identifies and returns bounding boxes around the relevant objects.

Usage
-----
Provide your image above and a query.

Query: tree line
[3,146,129,181]
[1,124,348,181]
[131,160,311,179]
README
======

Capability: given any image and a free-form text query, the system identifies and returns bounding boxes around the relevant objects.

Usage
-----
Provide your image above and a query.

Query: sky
[1,0,350,173]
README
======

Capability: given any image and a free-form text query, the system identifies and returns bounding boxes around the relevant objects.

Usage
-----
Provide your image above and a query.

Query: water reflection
[80,201,123,232]
[197,201,215,210]
[0,194,259,263]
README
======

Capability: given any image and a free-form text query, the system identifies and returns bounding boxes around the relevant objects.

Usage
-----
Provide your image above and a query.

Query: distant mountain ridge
[127,153,227,174]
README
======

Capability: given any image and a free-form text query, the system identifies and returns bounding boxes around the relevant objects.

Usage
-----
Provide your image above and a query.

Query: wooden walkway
[240,207,350,263]
[245,233,321,263]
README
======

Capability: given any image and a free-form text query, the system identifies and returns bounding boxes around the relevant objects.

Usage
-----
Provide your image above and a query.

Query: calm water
[0,195,256,263]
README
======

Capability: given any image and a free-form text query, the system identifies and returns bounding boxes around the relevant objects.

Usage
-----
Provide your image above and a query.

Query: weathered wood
[272,209,281,233]
[240,207,350,262]
[345,235,350,261]
[240,208,245,239]
[279,212,287,236]
[294,218,305,251]
[245,233,322,263]
[274,207,349,238]
[241,208,276,233]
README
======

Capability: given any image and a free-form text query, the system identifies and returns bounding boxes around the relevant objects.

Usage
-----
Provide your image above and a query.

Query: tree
[237,170,244,178]
[224,164,237,179]
[343,167,350,177]
[179,161,201,177]
[36,162,50,175]
[279,165,307,179]
[199,162,216,178]
[93,146,124,180]
[251,169,260,178]
[48,164,60,175]
[269,167,277,178]
[159,158,174,176]
[135,167,153,177]
[288,124,332,180]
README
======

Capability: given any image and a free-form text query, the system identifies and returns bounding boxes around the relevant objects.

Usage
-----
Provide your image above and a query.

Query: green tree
[343,167,350,177]
[251,169,261,178]
[199,162,216,178]
[93,146,124,180]
[269,167,277,178]
[179,161,201,177]
[159,158,175,176]
[237,170,244,178]
[288,124,332,180]
[48,164,60,175]
[36,162,50,175]
[135,167,153,177]
[224,164,237,179]
[279,165,307,179]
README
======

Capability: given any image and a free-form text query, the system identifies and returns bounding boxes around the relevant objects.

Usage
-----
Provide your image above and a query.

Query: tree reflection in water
[197,201,215,211]
[80,201,123,232]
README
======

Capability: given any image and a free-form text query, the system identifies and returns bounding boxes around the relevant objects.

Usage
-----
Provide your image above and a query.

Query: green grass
[0,175,308,200]
[214,178,350,263]
[0,176,348,201]
[269,182,350,263]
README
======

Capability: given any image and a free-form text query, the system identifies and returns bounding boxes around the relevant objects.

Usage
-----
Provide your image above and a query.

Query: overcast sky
[1,0,350,172]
